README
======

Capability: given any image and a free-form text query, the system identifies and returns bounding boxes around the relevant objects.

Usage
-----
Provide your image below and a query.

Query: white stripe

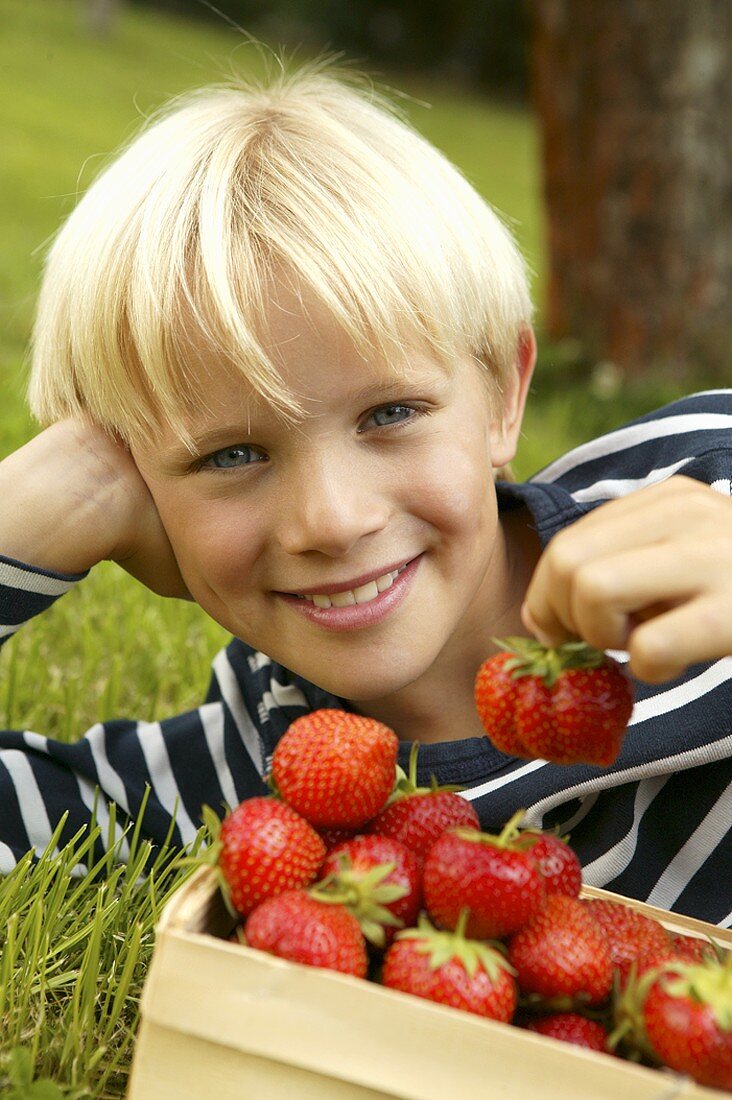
[0,560,78,596]
[520,734,732,827]
[711,478,731,496]
[198,701,239,810]
[75,773,131,861]
[580,775,670,886]
[644,781,732,910]
[136,721,199,843]
[247,650,272,673]
[569,458,691,502]
[21,730,131,860]
[0,840,17,873]
[536,413,732,483]
[85,723,132,814]
[0,623,21,639]
[720,910,732,929]
[0,750,56,856]
[212,649,265,776]
[461,758,548,802]
[630,659,732,725]
[269,679,309,710]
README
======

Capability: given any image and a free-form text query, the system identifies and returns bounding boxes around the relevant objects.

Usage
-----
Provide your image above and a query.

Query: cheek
[158,494,263,586]
[411,440,496,540]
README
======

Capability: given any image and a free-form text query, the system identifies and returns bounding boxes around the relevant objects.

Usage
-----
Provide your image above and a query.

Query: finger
[567,540,730,652]
[626,595,732,682]
[525,535,732,652]
[523,482,731,646]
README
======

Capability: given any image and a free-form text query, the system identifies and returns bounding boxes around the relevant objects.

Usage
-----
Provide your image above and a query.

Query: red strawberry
[317,826,359,853]
[271,709,398,829]
[525,830,582,897]
[508,895,614,1006]
[526,1012,609,1052]
[583,898,673,986]
[671,933,720,965]
[641,957,732,1090]
[382,912,517,1022]
[474,638,634,767]
[422,812,546,940]
[319,835,420,948]
[216,797,326,917]
[366,742,480,867]
[244,888,368,977]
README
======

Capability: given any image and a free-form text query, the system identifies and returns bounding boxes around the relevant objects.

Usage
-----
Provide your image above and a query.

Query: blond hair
[29,60,533,450]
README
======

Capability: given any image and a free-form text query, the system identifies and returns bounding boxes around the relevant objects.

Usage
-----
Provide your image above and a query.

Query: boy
[1,65,730,922]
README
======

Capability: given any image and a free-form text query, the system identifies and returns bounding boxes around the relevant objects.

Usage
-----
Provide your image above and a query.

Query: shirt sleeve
[0,554,89,648]
[0,558,269,870]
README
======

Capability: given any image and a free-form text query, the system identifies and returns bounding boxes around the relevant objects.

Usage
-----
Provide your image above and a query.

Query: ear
[489,326,536,470]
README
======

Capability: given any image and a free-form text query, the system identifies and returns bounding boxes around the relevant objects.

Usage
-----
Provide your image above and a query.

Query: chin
[304,656,425,708]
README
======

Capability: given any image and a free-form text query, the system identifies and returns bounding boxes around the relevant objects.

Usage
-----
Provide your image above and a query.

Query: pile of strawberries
[206,708,732,1094]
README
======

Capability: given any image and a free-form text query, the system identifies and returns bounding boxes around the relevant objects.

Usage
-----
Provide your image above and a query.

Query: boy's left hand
[521,476,732,683]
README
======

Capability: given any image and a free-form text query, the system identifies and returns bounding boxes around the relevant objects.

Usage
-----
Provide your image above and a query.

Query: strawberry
[583,898,673,985]
[319,835,420,948]
[382,912,517,1022]
[508,895,614,1006]
[474,637,634,767]
[317,826,360,853]
[525,830,582,897]
[671,933,720,965]
[422,812,546,940]
[366,742,480,867]
[213,798,326,918]
[244,888,368,977]
[271,709,398,829]
[640,956,732,1090]
[526,1012,609,1052]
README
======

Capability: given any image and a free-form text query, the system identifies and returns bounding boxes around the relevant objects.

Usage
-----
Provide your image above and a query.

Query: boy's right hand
[0,419,190,599]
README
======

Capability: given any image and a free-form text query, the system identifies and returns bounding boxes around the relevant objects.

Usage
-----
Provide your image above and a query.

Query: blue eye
[206,445,264,469]
[367,404,415,429]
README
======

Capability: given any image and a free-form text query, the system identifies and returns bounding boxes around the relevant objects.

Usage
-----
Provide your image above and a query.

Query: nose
[277,452,390,558]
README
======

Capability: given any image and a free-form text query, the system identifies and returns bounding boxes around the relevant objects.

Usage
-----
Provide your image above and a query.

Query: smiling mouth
[293,564,410,609]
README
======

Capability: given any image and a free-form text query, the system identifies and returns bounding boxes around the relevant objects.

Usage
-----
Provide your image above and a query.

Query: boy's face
[132,283,533,704]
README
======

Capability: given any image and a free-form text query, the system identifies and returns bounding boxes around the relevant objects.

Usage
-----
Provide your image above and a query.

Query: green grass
[0,1,695,1093]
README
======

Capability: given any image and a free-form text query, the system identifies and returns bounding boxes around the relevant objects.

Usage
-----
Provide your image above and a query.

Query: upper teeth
[300,567,405,609]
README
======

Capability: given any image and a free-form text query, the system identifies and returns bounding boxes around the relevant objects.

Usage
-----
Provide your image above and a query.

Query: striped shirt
[1,391,730,924]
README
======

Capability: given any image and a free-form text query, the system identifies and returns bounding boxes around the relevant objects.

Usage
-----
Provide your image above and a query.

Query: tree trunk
[531,0,732,380]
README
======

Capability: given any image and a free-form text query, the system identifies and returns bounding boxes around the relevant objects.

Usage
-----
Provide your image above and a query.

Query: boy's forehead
[163,281,455,439]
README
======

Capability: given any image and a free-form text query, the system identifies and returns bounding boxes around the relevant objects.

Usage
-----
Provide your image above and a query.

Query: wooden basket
[127,867,732,1100]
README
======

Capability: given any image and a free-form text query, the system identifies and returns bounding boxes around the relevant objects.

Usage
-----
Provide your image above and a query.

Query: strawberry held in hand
[271,709,398,829]
[475,637,634,767]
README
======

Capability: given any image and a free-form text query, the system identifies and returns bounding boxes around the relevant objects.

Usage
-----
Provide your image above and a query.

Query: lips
[296,564,409,609]
[277,556,421,633]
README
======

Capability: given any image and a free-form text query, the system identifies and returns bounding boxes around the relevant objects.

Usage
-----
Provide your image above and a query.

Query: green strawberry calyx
[657,953,732,1032]
[396,910,515,980]
[311,858,409,947]
[452,808,536,852]
[386,742,464,805]
[492,636,610,689]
